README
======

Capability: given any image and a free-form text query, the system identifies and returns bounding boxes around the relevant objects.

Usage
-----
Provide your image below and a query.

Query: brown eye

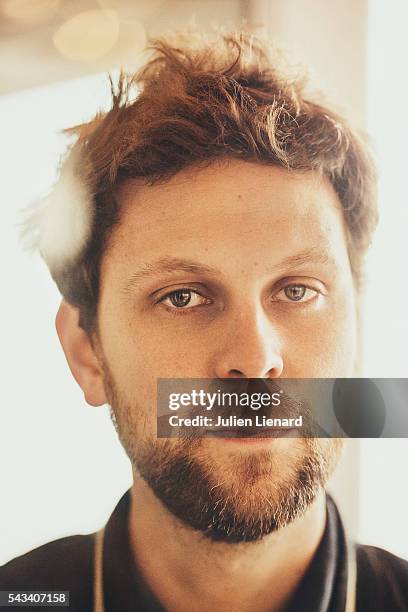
[159,288,212,314]
[283,285,307,301]
[169,290,192,308]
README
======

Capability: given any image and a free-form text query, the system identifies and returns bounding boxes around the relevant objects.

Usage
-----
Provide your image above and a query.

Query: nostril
[228,369,245,377]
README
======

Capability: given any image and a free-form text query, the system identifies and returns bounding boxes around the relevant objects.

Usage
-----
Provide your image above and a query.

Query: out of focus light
[53,9,120,62]
[2,0,60,23]
[114,18,146,71]
[96,0,166,19]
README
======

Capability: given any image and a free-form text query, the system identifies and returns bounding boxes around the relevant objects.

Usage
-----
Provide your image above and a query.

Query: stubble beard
[105,369,343,544]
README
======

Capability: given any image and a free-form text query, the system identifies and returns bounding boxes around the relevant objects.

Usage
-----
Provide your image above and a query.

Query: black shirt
[1,491,407,611]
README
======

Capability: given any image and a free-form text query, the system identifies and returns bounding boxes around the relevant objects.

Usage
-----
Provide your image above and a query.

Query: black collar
[101,490,349,612]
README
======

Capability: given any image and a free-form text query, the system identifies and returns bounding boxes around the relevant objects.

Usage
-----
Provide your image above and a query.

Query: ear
[55,300,107,406]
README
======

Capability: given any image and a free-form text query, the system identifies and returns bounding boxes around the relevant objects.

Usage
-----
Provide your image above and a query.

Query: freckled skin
[99,160,356,391]
[96,159,356,533]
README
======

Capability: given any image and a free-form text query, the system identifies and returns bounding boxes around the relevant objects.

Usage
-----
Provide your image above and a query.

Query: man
[1,32,407,612]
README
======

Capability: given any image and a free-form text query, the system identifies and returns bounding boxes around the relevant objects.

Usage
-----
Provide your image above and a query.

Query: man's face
[96,160,356,542]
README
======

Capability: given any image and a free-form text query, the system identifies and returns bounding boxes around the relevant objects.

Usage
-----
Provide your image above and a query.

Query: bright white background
[0,74,133,564]
[1,0,408,565]
[359,0,408,556]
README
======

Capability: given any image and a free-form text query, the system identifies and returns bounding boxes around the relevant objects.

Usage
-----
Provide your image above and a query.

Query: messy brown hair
[54,32,377,333]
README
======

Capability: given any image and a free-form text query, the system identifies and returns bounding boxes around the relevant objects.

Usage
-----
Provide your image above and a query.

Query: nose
[212,305,284,379]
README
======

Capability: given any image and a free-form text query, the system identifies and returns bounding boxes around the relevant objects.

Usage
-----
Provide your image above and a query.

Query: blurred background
[1,0,407,564]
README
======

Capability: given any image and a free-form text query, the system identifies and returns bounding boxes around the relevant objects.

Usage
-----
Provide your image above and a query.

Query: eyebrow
[122,247,333,294]
[122,258,219,294]
[278,246,331,270]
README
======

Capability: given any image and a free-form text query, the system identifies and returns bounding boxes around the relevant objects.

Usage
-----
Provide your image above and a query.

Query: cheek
[286,293,357,377]
[98,304,198,414]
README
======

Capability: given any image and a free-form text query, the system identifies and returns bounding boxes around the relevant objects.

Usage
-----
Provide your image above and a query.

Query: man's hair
[41,32,378,333]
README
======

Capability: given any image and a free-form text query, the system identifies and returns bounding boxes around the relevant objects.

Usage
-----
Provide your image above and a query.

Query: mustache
[158,378,320,439]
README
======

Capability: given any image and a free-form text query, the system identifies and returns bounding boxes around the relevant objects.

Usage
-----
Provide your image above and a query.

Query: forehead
[104,159,348,276]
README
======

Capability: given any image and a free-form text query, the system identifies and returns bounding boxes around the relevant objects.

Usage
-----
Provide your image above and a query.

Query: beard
[104,366,343,544]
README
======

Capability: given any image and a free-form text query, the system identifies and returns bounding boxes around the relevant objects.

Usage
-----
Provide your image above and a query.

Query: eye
[159,288,211,310]
[276,284,318,303]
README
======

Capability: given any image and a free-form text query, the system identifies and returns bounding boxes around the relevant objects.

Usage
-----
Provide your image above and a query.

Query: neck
[128,473,327,612]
